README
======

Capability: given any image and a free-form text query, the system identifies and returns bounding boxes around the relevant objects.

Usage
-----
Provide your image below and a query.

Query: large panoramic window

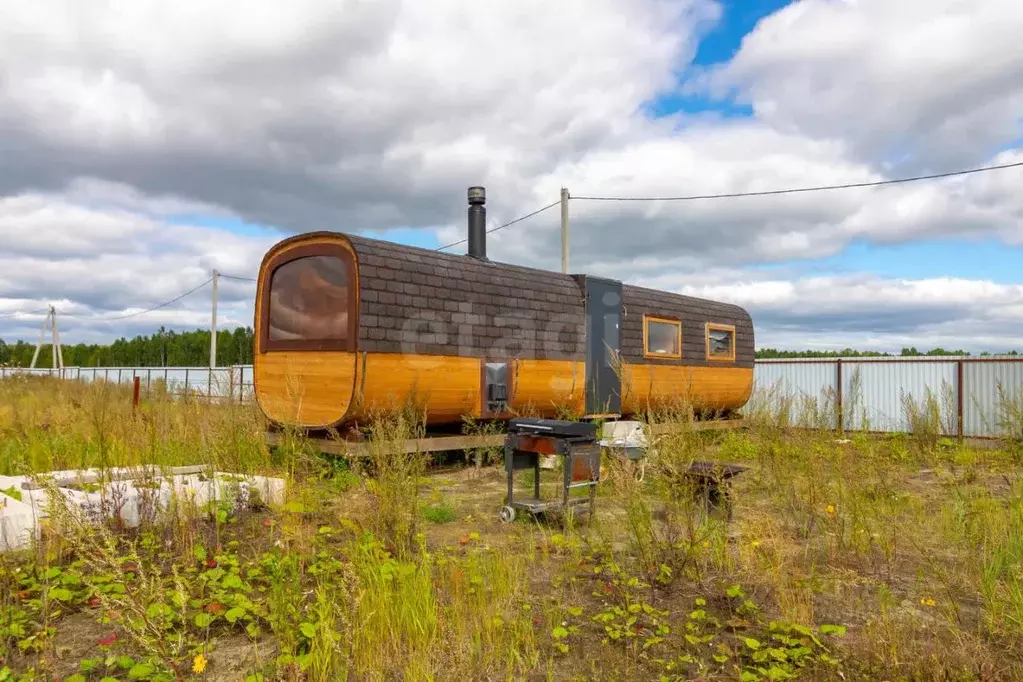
[263,250,353,351]
[705,323,736,362]
[643,315,681,359]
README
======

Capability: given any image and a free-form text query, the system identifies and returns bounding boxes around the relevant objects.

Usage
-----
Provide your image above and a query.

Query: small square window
[705,323,735,362]
[644,315,681,359]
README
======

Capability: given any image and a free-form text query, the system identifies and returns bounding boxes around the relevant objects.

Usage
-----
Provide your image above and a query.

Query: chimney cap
[468,186,486,205]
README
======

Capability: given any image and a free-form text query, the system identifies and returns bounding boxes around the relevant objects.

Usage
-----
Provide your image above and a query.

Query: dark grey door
[582,276,622,415]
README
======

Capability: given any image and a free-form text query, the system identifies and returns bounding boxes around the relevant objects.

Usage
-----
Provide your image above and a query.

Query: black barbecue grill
[499,419,601,523]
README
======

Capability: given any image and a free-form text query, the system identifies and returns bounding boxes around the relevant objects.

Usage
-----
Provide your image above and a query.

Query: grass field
[1,376,1022,681]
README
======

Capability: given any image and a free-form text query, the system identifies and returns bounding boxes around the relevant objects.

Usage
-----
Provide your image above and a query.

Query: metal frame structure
[499,418,601,523]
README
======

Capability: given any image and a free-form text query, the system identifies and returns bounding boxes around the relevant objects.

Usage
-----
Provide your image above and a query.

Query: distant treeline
[0,327,255,368]
[755,347,1018,358]
[0,328,1015,368]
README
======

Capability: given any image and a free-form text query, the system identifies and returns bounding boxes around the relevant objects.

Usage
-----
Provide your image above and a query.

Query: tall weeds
[4,373,1023,680]
[354,404,429,559]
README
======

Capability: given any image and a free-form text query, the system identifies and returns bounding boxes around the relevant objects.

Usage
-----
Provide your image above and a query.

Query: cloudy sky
[2,0,1022,354]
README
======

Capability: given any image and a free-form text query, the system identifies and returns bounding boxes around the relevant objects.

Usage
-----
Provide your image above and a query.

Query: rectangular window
[643,315,681,359]
[705,323,736,362]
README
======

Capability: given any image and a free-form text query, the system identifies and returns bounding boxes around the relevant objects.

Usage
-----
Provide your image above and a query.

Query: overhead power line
[61,276,214,321]
[0,308,50,320]
[5,158,1019,330]
[435,199,562,252]
[570,160,1023,202]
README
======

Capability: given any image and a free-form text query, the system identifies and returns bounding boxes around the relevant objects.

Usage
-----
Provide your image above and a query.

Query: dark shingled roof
[620,283,755,369]
[347,235,587,361]
[344,234,753,368]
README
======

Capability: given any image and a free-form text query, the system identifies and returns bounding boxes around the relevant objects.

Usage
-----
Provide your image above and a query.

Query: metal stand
[598,420,747,520]
[684,461,747,522]
[499,419,601,523]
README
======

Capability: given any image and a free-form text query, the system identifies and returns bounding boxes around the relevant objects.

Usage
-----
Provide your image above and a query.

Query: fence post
[133,376,141,411]
[836,358,843,433]
[956,359,964,441]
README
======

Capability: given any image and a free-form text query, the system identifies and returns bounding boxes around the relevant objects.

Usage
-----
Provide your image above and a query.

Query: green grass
[422,501,457,524]
[1,375,1023,680]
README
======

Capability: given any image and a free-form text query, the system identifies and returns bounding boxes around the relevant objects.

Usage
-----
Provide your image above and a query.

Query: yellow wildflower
[920,597,936,607]
[193,653,208,674]
[825,504,836,516]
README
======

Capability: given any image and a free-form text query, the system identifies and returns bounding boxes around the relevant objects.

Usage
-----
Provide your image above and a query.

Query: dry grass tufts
[0,376,1022,680]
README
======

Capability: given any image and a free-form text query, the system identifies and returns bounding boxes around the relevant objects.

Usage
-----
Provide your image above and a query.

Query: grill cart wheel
[499,505,516,523]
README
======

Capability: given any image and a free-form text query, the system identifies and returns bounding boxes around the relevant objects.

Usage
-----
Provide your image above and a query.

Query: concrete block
[599,420,651,461]
[0,467,289,553]
[0,490,39,552]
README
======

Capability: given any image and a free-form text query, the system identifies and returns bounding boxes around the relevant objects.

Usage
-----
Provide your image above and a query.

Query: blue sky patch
[691,0,793,66]
[356,226,441,250]
[170,214,279,238]
[756,238,1023,284]
[170,0,1021,297]
[644,1,790,122]
[170,214,443,250]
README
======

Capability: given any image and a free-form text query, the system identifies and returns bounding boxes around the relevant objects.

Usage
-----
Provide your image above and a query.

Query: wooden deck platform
[265,417,748,458]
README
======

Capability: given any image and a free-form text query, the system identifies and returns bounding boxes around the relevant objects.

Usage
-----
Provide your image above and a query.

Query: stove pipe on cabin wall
[467,186,487,261]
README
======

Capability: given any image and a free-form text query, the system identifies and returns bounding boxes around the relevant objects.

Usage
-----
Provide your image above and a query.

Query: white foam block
[0,468,288,553]
[0,492,40,552]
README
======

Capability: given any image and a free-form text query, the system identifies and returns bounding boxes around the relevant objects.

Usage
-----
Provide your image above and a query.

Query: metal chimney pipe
[467,186,487,261]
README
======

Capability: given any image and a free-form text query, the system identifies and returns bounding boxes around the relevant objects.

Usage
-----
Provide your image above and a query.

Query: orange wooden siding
[509,359,585,418]
[254,351,753,429]
[621,364,753,414]
[253,233,360,429]
[254,350,357,428]
[349,354,482,424]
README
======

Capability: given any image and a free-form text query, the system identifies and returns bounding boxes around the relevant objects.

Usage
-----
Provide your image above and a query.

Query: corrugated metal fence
[3,357,1023,438]
[753,357,1023,438]
[0,365,255,402]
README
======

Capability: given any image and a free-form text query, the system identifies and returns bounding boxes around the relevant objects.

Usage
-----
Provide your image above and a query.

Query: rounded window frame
[257,243,358,353]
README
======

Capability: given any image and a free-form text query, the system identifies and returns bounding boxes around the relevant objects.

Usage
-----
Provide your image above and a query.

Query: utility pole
[210,269,219,368]
[30,312,46,369]
[50,305,63,371]
[30,307,62,371]
[560,187,570,274]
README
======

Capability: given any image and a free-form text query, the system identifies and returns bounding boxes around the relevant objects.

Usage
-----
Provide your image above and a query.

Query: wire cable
[13,158,1018,327]
[435,199,562,252]
[0,308,50,320]
[62,277,214,321]
[570,160,1023,202]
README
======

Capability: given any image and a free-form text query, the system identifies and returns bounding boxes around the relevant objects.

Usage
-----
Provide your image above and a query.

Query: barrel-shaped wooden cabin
[253,192,754,433]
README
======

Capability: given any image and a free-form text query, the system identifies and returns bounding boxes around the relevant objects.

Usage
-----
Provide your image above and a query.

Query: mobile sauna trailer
[253,187,754,439]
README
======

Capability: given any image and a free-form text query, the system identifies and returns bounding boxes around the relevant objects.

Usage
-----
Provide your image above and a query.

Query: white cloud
[2,0,1023,352]
[0,188,272,342]
[1,182,1020,354]
[0,0,719,231]
[654,271,1023,354]
[702,0,1023,169]
[462,139,1023,275]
